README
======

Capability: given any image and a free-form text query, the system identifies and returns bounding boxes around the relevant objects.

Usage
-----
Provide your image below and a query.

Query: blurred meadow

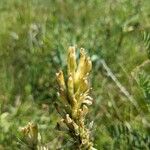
[0,0,150,149]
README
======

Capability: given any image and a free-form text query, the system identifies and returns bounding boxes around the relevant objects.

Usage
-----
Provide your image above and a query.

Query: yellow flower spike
[67,46,77,78]
[56,47,95,150]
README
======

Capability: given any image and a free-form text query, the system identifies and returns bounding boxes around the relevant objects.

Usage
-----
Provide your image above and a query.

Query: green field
[0,0,150,149]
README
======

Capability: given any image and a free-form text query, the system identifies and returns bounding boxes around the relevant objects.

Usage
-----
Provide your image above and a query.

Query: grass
[0,0,150,149]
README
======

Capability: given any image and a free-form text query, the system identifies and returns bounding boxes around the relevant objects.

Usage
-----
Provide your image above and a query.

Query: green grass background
[0,0,150,149]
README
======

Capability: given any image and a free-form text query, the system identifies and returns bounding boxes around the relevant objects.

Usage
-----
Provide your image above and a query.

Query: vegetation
[0,0,150,149]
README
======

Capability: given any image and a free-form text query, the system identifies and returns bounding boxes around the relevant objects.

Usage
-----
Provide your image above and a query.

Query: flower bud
[67,46,77,77]
[82,105,89,117]
[80,78,89,94]
[74,48,86,88]
[83,99,92,105]
[67,74,74,98]
[56,70,66,90]
[66,114,72,124]
[84,57,92,75]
